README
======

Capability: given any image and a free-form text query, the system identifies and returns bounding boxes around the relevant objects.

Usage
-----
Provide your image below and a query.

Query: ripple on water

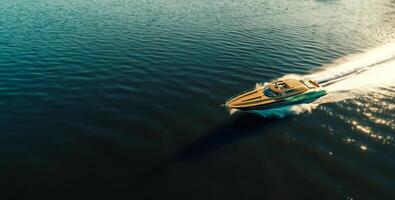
[1,0,395,199]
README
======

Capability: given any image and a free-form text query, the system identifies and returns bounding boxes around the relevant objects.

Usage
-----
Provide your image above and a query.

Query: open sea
[1,0,395,199]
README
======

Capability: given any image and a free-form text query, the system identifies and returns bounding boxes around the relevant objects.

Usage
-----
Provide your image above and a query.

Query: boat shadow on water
[143,111,287,179]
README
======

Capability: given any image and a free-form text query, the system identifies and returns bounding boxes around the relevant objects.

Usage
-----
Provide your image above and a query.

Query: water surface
[1,0,395,199]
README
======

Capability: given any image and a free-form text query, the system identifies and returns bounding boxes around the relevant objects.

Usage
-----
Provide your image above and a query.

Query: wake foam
[307,42,395,86]
[230,103,319,117]
[307,41,395,103]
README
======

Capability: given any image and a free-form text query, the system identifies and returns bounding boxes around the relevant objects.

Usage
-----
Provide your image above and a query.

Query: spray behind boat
[224,41,395,116]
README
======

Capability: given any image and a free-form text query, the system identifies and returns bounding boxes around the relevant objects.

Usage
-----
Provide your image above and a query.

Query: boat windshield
[263,86,281,98]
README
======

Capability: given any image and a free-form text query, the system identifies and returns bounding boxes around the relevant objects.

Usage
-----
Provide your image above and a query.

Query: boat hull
[231,89,326,111]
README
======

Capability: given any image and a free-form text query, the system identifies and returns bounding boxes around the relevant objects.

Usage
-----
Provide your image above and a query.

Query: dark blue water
[1,0,395,199]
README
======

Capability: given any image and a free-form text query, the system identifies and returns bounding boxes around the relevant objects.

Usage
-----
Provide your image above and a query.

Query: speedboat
[225,79,326,111]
